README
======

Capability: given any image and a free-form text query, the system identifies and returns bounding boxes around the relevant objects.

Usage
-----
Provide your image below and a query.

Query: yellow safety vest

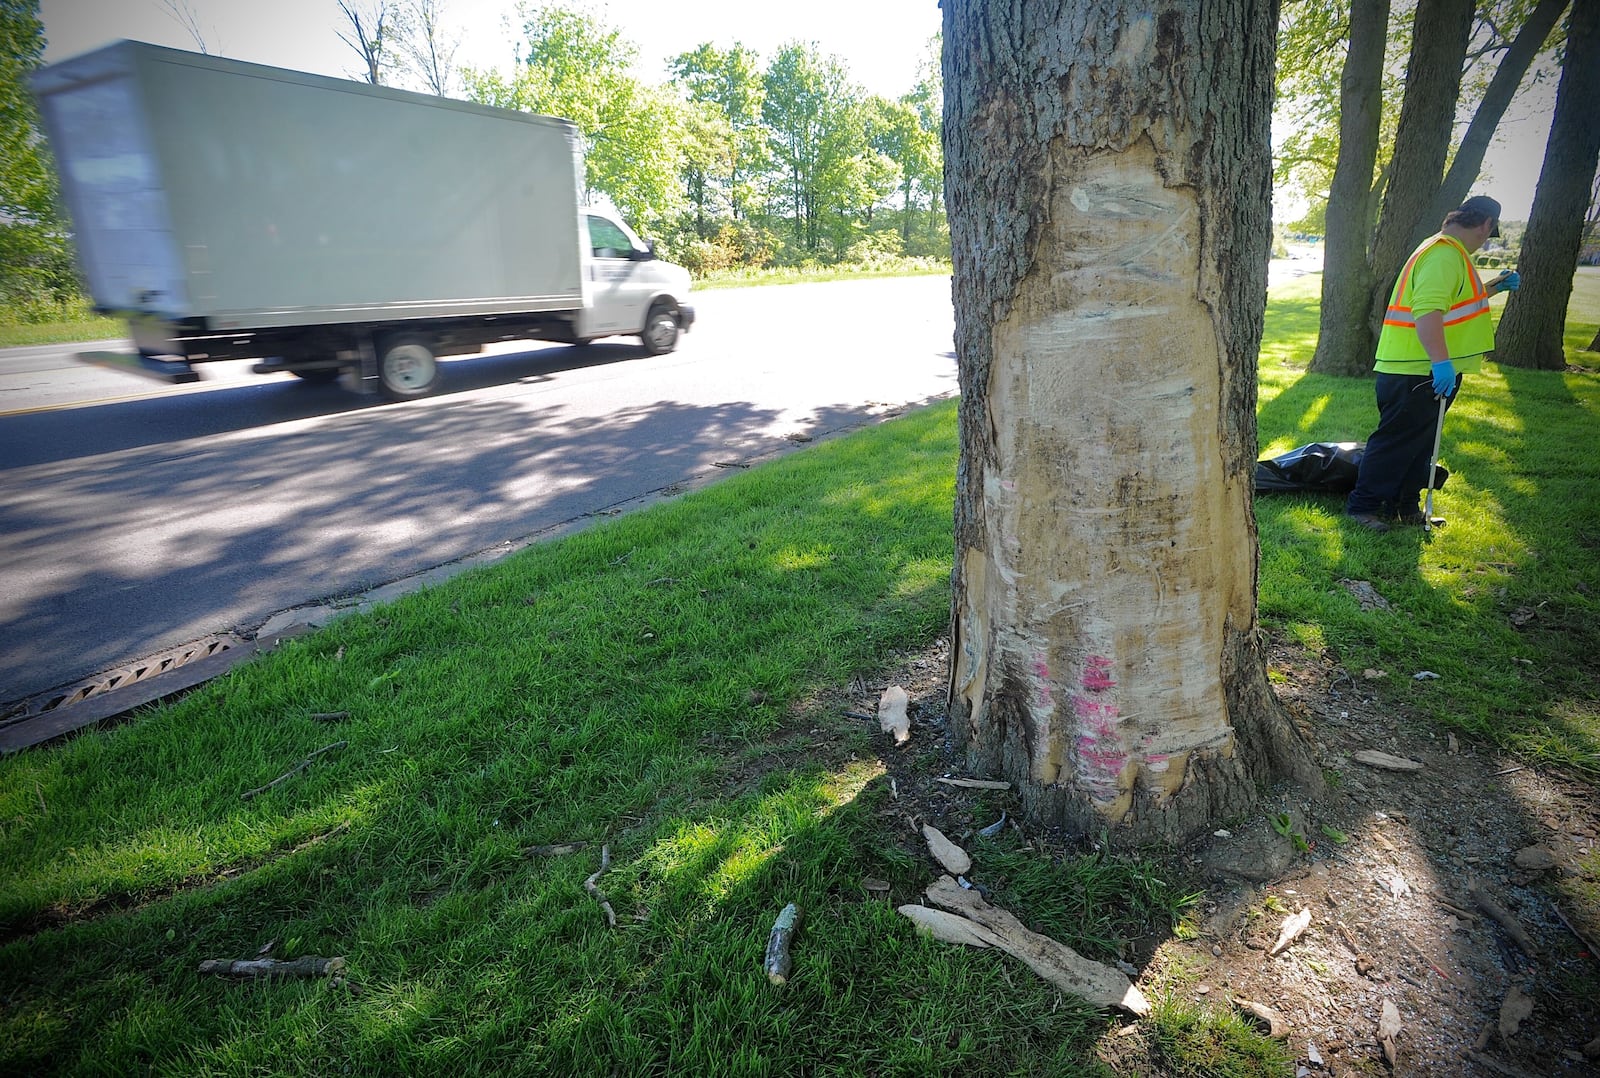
[1374,234,1495,374]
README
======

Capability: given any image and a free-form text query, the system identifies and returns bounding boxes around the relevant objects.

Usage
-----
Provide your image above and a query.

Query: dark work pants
[1346,372,1458,517]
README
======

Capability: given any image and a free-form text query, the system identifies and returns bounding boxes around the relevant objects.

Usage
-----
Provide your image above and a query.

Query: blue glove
[1431,360,1458,398]
[1498,270,1520,293]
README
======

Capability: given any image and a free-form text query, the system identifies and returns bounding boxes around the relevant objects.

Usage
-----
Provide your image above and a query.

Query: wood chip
[935,777,1012,791]
[1377,999,1402,1066]
[1232,998,1289,1039]
[1269,908,1312,957]
[922,824,972,875]
[877,685,910,745]
[1498,985,1534,1040]
[1352,749,1424,773]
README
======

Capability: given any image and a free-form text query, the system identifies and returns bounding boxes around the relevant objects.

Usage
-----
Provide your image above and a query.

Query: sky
[39,0,1555,220]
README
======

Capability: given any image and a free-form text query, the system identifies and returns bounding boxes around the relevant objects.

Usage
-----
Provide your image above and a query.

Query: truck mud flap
[77,350,200,384]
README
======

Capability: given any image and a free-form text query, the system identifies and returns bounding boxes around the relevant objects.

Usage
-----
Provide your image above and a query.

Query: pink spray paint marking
[1072,655,1124,790]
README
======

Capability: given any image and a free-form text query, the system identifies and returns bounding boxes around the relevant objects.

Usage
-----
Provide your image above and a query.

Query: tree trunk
[1309,0,1392,377]
[1405,0,1571,255]
[1495,0,1600,370]
[942,0,1322,847]
[1363,0,1475,352]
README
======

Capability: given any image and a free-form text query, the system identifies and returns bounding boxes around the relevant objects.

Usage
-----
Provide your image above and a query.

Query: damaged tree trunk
[941,0,1321,846]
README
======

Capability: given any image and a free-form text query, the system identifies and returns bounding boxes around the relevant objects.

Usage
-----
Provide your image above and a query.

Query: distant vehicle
[32,41,694,400]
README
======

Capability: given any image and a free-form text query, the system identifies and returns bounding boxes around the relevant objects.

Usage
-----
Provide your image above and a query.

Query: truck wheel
[640,303,680,356]
[377,336,440,399]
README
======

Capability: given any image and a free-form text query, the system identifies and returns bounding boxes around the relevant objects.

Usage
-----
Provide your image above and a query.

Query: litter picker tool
[1423,395,1448,533]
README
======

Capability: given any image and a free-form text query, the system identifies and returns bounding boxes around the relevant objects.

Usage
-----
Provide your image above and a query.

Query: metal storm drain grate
[0,634,246,725]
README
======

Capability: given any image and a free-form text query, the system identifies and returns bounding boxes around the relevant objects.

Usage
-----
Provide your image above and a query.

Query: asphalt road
[0,276,958,707]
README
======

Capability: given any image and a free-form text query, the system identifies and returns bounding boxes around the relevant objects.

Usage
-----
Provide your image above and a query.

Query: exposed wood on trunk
[198,956,345,978]
[941,0,1320,848]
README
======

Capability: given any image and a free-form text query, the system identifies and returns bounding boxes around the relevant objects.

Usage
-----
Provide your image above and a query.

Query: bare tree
[158,0,217,54]
[337,0,402,85]
[942,0,1321,846]
[397,0,460,96]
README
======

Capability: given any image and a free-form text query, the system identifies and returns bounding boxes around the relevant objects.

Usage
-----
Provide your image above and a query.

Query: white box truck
[31,41,695,400]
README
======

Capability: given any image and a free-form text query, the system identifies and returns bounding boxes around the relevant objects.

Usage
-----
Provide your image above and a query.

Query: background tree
[1307,0,1392,377]
[1494,0,1600,368]
[157,0,216,54]
[0,0,76,322]
[762,42,872,255]
[396,0,460,96]
[337,0,403,86]
[460,3,684,230]
[669,43,768,222]
[942,0,1321,845]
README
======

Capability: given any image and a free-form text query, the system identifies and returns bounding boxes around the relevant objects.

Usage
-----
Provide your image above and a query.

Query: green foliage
[459,3,685,230]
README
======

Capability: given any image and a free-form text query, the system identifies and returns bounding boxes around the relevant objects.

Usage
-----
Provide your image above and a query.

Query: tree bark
[1405,0,1571,255]
[942,0,1321,847]
[1309,0,1392,377]
[1363,0,1477,356]
[1495,0,1600,370]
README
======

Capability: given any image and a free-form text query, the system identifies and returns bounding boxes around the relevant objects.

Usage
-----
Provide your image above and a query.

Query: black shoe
[1395,510,1445,528]
[1347,512,1392,533]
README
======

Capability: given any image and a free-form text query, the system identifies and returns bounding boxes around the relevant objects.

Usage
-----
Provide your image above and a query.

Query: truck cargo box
[32,40,588,331]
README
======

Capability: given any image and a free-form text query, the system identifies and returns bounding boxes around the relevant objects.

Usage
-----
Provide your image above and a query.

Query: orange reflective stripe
[1383,235,1486,325]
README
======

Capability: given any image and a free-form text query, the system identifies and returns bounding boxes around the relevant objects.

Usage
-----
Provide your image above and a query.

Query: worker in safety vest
[1345,195,1521,533]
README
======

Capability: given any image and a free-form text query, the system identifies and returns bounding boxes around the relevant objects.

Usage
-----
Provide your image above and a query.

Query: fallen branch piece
[935,777,1012,791]
[1377,999,1402,1066]
[241,741,346,801]
[1552,903,1599,957]
[878,686,910,745]
[764,903,802,985]
[1468,878,1539,956]
[1269,908,1312,957]
[1352,750,1423,773]
[199,956,345,979]
[309,711,349,723]
[1231,998,1289,1039]
[523,842,588,857]
[1466,1051,1549,1078]
[585,844,617,928]
[907,875,1150,1016]
[1498,985,1534,1040]
[921,824,972,875]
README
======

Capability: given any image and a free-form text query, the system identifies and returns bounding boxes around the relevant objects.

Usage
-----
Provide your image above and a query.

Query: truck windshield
[586,216,637,259]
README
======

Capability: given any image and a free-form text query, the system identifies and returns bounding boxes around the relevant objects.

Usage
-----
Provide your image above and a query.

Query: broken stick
[585,844,617,927]
[199,956,345,979]
[1467,879,1539,956]
[241,741,346,801]
[764,903,802,985]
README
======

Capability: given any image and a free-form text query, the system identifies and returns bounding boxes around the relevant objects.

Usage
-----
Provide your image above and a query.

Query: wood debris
[585,844,617,928]
[877,686,911,745]
[764,903,802,986]
[1268,908,1312,957]
[241,741,346,801]
[921,824,972,875]
[1497,985,1534,1040]
[1231,997,1289,1039]
[522,842,588,857]
[899,875,1150,1016]
[1351,749,1424,773]
[1468,878,1539,956]
[935,777,1012,791]
[1377,999,1403,1066]
[198,956,345,979]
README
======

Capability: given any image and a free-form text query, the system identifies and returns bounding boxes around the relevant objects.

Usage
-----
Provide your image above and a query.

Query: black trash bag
[1254,441,1448,495]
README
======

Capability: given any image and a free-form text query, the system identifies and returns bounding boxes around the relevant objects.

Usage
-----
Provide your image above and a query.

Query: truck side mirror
[632,241,658,262]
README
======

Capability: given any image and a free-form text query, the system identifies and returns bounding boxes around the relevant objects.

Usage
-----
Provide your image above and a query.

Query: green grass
[2,271,1597,1076]
[0,313,123,347]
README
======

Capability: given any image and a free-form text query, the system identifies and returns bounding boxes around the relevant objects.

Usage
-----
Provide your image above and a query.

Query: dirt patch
[819,635,1600,1076]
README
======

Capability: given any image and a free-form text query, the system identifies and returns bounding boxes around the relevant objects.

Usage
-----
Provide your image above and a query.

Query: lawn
[1,272,1595,1076]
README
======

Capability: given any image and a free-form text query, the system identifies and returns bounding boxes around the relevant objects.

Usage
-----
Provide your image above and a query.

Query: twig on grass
[523,842,588,857]
[241,741,346,801]
[1551,903,1599,958]
[585,844,617,927]
[309,712,349,723]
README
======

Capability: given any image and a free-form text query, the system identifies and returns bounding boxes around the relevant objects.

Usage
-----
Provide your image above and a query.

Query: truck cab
[578,208,695,354]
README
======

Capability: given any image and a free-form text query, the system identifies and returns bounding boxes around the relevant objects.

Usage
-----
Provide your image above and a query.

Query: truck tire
[377,336,440,400]
[640,302,680,356]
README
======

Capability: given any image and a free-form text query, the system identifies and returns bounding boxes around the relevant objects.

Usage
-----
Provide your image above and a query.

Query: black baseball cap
[1458,195,1502,237]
